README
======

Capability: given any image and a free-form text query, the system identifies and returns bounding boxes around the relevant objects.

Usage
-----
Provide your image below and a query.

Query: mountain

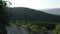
[8,7,60,23]
[40,8,60,16]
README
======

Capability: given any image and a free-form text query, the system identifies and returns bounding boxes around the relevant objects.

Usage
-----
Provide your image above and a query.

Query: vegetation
[0,0,10,34]
[10,19,60,34]
[9,7,60,23]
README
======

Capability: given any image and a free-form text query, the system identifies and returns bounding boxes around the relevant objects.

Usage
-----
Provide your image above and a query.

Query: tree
[0,0,10,34]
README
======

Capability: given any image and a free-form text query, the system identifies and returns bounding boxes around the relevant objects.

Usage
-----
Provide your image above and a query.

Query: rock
[6,23,29,34]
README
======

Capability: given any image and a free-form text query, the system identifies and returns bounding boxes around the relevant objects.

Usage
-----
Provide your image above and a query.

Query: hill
[40,8,60,15]
[8,7,60,23]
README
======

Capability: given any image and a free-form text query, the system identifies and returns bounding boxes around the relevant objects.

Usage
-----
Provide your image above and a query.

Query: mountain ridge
[40,8,60,16]
[8,7,60,23]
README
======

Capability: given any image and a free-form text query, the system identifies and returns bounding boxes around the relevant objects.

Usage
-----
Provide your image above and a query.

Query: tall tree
[0,0,9,34]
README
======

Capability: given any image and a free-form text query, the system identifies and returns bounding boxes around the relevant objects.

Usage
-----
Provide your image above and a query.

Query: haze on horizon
[8,0,60,9]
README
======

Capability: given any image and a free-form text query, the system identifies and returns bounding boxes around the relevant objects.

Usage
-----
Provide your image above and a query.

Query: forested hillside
[8,7,60,23]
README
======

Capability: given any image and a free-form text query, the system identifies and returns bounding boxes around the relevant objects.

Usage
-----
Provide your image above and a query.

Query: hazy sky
[8,0,60,9]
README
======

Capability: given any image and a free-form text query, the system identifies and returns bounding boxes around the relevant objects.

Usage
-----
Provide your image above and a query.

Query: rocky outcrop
[6,23,29,34]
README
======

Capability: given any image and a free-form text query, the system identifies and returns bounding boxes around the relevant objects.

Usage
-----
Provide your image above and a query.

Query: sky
[8,0,60,9]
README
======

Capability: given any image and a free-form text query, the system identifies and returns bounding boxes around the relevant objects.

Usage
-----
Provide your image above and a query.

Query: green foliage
[52,24,60,32]
[10,20,47,34]
[0,0,10,23]
[28,24,39,31]
[52,23,60,34]
[0,0,9,34]
[10,19,60,34]
[41,26,47,32]
[0,0,7,8]
[55,24,60,31]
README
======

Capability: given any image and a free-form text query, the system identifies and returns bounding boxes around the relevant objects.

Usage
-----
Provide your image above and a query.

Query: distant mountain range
[7,7,60,23]
[40,8,60,16]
